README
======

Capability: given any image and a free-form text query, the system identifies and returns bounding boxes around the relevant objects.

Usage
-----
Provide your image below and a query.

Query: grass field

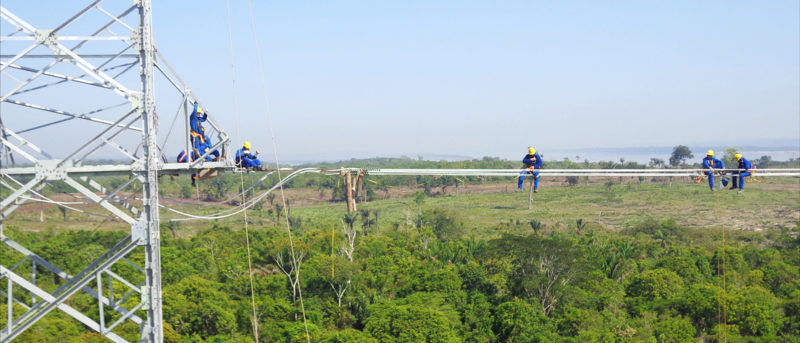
[5,176,798,239]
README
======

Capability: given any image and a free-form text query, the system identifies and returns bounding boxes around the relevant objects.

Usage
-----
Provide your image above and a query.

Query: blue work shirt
[523,153,542,169]
[702,157,724,169]
[235,148,260,166]
[190,103,207,134]
[738,157,752,171]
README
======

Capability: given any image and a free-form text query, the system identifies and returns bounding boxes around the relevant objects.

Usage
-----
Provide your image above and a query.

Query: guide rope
[245,1,311,340]
[159,169,319,221]
[225,0,260,341]
[713,178,728,341]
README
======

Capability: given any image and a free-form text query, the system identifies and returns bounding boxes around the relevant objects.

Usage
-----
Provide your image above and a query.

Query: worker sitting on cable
[702,150,726,191]
[189,103,209,154]
[235,141,264,170]
[518,146,542,192]
[730,153,752,193]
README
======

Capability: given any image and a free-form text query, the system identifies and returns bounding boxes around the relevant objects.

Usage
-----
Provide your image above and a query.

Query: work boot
[534,189,538,193]
[737,189,744,194]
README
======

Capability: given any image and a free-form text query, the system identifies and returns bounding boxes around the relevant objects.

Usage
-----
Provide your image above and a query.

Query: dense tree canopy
[2,160,799,343]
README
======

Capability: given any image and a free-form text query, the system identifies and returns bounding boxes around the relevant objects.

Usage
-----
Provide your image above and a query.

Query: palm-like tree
[342,212,359,232]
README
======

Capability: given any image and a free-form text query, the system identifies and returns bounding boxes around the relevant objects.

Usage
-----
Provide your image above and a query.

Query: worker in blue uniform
[730,153,752,193]
[176,150,193,163]
[518,146,542,192]
[235,141,265,170]
[176,149,200,186]
[177,142,219,163]
[201,141,221,160]
[177,140,221,186]
[189,103,208,153]
[702,150,725,191]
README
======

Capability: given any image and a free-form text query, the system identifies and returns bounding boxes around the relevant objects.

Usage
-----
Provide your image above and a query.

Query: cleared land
[5,176,798,238]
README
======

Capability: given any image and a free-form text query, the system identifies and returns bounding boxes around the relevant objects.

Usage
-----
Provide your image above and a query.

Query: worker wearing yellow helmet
[189,103,209,152]
[730,153,752,193]
[701,150,726,190]
[235,141,265,171]
[518,146,542,192]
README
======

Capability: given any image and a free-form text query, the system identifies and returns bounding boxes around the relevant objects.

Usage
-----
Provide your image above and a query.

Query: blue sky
[2,1,799,162]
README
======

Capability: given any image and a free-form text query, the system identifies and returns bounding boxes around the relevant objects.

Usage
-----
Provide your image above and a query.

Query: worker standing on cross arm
[518,146,542,192]
[235,141,265,171]
[189,103,208,154]
[702,150,726,191]
[730,153,752,193]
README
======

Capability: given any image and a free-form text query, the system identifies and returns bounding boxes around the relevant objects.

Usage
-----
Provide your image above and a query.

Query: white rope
[210,171,274,205]
[160,168,319,221]
[244,1,311,340]
[0,179,116,219]
[225,0,260,340]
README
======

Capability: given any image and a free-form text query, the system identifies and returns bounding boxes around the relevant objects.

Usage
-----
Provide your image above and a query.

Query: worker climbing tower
[0,1,233,341]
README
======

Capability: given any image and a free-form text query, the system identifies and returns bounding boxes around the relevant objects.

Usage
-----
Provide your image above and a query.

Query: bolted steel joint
[130,28,141,52]
[128,91,143,111]
[35,160,70,181]
[34,29,57,45]
[140,287,151,310]
[131,220,148,245]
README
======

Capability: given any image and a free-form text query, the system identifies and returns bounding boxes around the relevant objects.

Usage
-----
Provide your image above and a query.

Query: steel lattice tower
[0,1,233,341]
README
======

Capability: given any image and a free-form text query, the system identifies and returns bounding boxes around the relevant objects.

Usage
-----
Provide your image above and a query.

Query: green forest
[1,156,798,342]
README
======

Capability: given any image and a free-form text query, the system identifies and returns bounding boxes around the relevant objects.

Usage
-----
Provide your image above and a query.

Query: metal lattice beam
[0,1,234,342]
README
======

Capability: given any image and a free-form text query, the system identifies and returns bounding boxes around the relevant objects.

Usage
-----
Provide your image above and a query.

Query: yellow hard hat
[196,106,204,115]
[243,141,252,150]
[528,146,536,154]
[707,150,714,156]
[734,153,742,161]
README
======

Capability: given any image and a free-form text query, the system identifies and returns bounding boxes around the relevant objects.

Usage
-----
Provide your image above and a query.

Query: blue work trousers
[518,169,539,190]
[704,171,717,190]
[731,171,751,189]
[240,157,263,169]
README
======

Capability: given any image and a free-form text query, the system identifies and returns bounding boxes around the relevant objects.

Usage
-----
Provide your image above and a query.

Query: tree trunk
[345,172,356,213]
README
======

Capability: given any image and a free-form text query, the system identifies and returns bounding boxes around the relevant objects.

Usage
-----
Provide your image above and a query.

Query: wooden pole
[345,172,356,213]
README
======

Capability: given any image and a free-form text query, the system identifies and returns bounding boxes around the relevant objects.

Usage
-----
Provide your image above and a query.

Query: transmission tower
[0,1,233,342]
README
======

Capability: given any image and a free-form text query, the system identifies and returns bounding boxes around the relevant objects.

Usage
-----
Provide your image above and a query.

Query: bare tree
[323,255,355,308]
[274,248,306,306]
[340,221,357,262]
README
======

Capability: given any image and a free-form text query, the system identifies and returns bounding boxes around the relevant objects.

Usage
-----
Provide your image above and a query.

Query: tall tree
[669,145,694,167]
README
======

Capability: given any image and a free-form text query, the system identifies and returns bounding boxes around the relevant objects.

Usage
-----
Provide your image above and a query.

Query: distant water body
[545,147,799,164]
